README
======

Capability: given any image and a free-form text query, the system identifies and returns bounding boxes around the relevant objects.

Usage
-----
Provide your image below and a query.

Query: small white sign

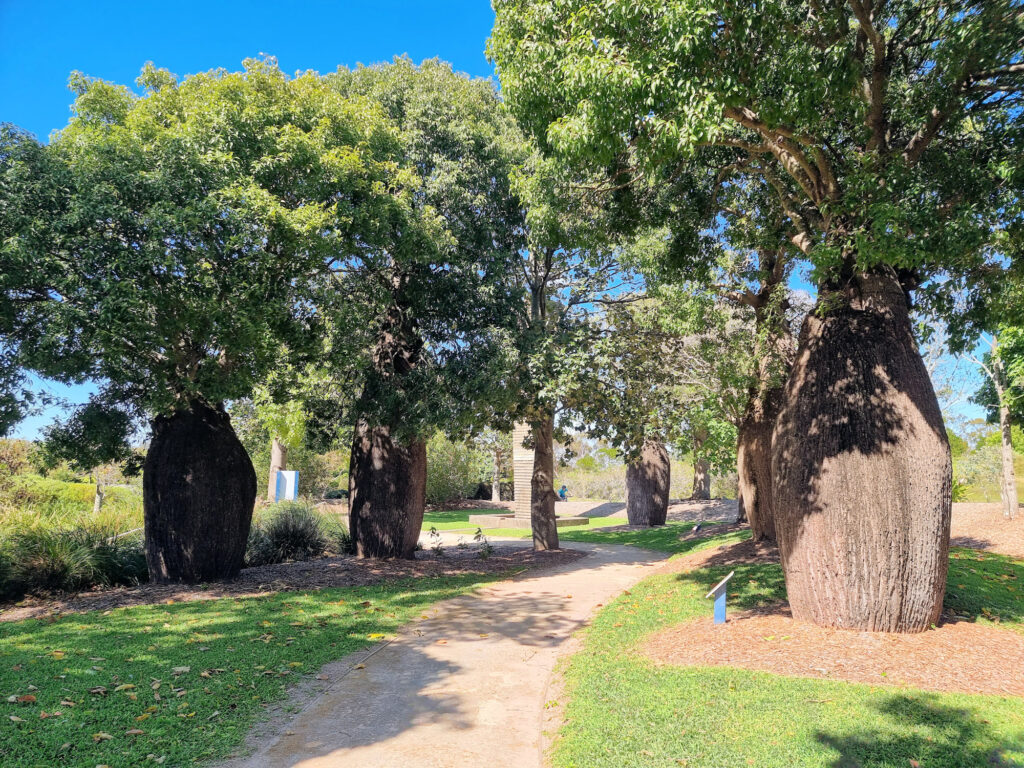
[275,470,299,502]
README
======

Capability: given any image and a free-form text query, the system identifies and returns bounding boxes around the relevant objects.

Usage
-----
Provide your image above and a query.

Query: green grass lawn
[421,509,632,536]
[421,508,504,530]
[0,573,507,768]
[549,528,1024,768]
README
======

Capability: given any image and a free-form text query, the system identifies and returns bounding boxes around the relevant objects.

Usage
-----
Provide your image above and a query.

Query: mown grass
[0,573,507,767]
[549,528,1024,768]
[420,508,502,530]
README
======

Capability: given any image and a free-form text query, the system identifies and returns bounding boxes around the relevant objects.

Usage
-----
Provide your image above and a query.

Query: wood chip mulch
[0,546,586,623]
[644,604,1024,698]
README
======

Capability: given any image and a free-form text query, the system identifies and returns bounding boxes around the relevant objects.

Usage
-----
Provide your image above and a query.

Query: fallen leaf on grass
[92,731,114,742]
[59,699,75,707]
[9,716,24,722]
[114,684,135,692]
[171,666,190,675]
[15,694,36,704]
[126,728,146,735]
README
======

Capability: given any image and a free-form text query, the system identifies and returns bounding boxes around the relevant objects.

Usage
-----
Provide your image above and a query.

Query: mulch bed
[951,502,1024,558]
[644,604,1024,698]
[646,535,1024,698]
[0,546,585,623]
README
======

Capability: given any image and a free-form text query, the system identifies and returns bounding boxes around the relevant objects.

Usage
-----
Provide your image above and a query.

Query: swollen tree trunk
[625,440,670,526]
[348,421,426,559]
[531,413,559,550]
[266,437,287,502]
[143,400,256,583]
[997,396,1018,520]
[773,272,951,633]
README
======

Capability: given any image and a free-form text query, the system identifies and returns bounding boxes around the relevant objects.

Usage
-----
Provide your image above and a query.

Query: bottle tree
[1,60,410,581]
[326,59,527,556]
[491,1,1023,630]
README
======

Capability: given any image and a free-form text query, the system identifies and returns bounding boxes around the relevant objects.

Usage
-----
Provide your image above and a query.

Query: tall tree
[972,330,1024,519]
[3,60,409,582]
[490,0,1023,631]
[327,59,527,557]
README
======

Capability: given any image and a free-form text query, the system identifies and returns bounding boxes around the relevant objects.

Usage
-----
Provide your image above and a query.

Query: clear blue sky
[0,0,498,142]
[2,0,498,439]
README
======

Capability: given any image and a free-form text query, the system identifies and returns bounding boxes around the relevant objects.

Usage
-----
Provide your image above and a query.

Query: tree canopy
[489,0,1023,332]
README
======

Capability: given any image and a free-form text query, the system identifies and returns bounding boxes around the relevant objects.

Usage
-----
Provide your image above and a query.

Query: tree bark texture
[531,413,559,550]
[737,381,787,541]
[691,457,711,500]
[348,421,426,559]
[737,294,794,542]
[267,437,287,502]
[772,272,951,633]
[143,400,256,583]
[626,440,670,526]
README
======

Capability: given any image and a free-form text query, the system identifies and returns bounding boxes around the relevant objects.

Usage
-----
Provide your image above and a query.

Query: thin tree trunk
[737,382,785,541]
[491,447,502,503]
[267,437,288,502]
[92,474,104,514]
[773,271,951,633]
[348,421,426,559]
[998,393,1018,520]
[690,430,711,500]
[531,412,559,550]
[626,440,670,526]
[143,400,256,583]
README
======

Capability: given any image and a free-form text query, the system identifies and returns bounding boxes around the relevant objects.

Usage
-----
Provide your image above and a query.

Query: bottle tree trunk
[997,394,1018,520]
[531,412,559,551]
[348,421,426,559]
[772,272,951,633]
[626,440,670,526]
[266,437,288,502]
[143,400,256,583]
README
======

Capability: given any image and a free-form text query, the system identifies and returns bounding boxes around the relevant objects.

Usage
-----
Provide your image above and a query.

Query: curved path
[222,541,666,768]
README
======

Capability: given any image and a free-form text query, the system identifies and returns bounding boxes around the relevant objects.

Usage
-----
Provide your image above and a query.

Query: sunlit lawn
[0,573,507,767]
[547,528,1024,768]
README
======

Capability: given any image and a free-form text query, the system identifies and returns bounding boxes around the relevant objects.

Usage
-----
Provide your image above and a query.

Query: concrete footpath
[221,541,666,768]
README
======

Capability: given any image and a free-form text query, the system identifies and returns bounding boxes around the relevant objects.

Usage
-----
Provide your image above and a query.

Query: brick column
[512,422,533,520]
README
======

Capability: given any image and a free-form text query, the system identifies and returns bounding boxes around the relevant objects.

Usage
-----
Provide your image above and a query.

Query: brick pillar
[512,422,533,520]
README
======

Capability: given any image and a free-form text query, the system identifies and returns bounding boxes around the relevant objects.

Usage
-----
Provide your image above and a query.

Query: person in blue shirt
[558,485,568,501]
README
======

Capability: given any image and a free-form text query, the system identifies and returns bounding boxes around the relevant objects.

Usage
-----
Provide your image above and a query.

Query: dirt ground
[0,546,585,623]
[951,502,1024,558]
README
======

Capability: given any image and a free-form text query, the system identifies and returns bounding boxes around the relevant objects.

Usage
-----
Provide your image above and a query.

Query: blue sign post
[705,570,735,625]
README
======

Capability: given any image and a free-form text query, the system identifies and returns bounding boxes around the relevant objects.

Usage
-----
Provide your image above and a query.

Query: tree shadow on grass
[944,548,1024,628]
[816,695,1024,768]
[673,561,787,611]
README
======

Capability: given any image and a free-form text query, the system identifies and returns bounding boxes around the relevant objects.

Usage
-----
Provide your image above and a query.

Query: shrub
[425,433,490,504]
[246,501,330,566]
[2,526,147,597]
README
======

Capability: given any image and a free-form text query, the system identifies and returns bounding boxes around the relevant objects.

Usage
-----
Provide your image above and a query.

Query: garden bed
[0,546,585,622]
